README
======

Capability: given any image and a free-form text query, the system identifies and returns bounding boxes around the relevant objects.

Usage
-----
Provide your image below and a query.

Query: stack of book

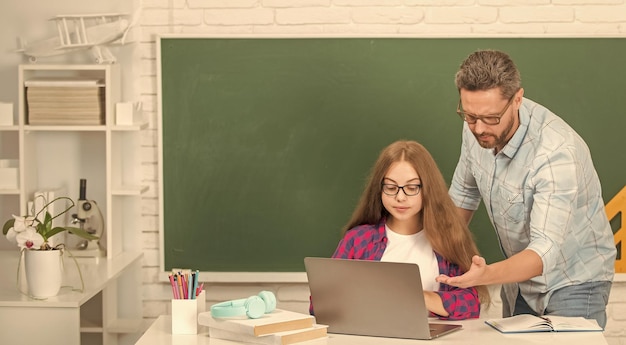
[198,308,328,345]
[25,77,105,125]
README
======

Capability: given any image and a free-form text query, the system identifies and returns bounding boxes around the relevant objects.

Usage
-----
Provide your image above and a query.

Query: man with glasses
[436,49,615,328]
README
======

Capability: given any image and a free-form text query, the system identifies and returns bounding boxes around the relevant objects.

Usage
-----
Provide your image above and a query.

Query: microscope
[71,179,105,257]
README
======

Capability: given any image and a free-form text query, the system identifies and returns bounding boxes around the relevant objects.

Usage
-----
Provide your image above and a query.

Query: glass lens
[481,116,501,125]
[382,184,399,195]
[403,184,421,195]
[457,111,477,124]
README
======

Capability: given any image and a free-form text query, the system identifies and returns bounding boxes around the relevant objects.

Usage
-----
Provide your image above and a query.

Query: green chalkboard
[159,37,626,273]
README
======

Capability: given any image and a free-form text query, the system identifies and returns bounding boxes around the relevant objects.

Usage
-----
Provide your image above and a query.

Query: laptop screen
[304,257,462,340]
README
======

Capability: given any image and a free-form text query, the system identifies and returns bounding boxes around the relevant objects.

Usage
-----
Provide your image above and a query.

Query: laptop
[304,257,462,340]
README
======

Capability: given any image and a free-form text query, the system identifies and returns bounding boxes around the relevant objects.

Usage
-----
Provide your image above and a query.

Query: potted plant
[2,196,99,298]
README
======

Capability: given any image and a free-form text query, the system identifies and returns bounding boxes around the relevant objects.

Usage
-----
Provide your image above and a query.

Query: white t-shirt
[380,225,440,291]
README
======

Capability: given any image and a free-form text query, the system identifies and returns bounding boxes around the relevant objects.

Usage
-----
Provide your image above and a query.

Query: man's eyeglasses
[456,94,515,125]
[381,183,422,196]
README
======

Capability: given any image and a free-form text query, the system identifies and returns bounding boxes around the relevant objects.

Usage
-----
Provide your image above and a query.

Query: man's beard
[472,118,514,151]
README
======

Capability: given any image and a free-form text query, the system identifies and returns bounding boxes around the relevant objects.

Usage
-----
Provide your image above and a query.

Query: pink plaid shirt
[330,220,480,320]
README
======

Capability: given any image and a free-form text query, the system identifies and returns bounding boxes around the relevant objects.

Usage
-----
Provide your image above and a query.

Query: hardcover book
[208,324,328,345]
[198,309,315,337]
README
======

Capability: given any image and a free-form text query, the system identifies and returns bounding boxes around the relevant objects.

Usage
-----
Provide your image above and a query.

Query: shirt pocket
[471,169,482,183]
[499,186,525,223]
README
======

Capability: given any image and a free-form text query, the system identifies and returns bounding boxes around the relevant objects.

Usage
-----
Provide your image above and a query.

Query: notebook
[304,257,462,340]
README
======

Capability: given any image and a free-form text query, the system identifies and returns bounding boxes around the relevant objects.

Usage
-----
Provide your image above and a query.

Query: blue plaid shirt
[449,97,616,315]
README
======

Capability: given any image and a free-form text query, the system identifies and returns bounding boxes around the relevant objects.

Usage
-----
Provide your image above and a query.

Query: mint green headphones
[210,291,276,319]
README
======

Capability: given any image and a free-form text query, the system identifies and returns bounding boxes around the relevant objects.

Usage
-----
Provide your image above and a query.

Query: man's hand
[436,255,487,288]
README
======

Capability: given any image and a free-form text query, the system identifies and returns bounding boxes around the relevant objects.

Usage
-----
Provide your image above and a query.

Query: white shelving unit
[16,64,148,258]
[0,126,19,229]
[0,64,147,345]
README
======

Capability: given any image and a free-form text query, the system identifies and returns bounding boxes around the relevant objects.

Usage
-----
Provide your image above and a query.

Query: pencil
[177,273,184,299]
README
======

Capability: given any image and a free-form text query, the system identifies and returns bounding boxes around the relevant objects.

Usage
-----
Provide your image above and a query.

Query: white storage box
[0,159,19,189]
[0,102,13,125]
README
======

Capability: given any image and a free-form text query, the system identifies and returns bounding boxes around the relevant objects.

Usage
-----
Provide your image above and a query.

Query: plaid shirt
[330,220,480,320]
[449,97,615,315]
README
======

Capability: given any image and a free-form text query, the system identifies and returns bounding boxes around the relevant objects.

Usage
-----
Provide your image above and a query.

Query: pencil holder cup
[171,290,206,334]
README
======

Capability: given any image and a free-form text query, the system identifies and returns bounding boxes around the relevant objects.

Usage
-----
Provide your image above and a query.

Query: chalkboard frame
[157,35,625,282]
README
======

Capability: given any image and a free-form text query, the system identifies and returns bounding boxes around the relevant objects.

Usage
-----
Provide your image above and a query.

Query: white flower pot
[24,249,63,298]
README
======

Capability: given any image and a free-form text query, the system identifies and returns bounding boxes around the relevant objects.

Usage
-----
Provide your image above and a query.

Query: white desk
[0,250,143,345]
[137,315,609,345]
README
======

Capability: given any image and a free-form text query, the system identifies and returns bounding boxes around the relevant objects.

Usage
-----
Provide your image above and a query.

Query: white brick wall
[137,1,626,343]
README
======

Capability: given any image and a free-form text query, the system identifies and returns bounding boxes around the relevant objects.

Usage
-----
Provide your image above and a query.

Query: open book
[485,314,602,333]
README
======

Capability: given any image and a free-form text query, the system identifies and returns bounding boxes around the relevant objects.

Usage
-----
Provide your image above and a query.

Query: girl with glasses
[326,140,489,320]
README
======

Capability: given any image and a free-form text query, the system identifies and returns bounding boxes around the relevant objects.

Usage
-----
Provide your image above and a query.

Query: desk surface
[0,250,143,307]
[137,315,609,345]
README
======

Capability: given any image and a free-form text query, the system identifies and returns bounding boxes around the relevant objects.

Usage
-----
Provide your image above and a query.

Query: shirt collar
[499,98,530,159]
[376,218,388,242]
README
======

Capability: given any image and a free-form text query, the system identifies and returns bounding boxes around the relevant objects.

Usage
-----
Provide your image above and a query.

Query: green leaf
[2,219,15,235]
[44,212,52,227]
[65,226,100,241]
[46,227,67,239]
[36,223,47,238]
